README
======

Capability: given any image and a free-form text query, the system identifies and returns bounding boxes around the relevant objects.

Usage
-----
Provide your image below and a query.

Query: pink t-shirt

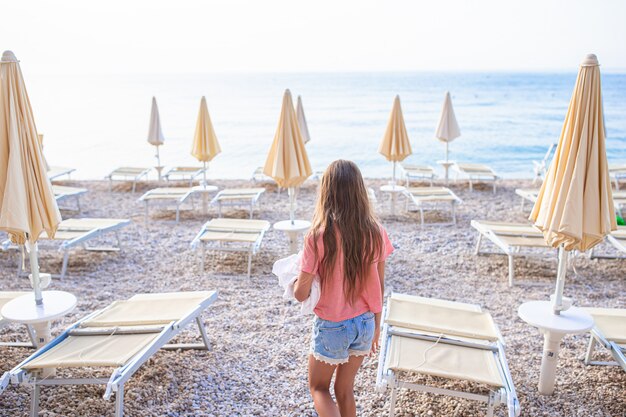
[301,225,394,322]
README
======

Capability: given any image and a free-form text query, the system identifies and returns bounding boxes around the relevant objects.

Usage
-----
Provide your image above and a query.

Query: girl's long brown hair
[308,160,383,304]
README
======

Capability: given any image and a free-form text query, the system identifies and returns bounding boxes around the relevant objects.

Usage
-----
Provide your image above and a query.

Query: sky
[2,0,626,74]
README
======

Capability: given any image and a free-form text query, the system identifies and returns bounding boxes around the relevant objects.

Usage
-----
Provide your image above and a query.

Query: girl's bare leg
[334,355,365,417]
[308,355,340,417]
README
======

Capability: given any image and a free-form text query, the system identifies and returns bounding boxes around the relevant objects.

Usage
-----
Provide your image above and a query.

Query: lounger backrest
[83,291,215,327]
[386,293,499,341]
[585,307,626,343]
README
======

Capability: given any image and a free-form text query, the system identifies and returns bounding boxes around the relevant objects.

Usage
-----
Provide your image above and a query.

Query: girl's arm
[294,271,316,302]
[371,260,386,355]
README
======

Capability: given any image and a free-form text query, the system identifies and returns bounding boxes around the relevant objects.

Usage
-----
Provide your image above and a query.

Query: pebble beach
[0,177,624,417]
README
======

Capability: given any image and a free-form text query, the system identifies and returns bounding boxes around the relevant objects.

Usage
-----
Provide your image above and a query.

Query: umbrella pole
[288,187,295,225]
[392,161,397,186]
[27,241,43,305]
[552,245,568,314]
[202,161,208,214]
[156,145,162,181]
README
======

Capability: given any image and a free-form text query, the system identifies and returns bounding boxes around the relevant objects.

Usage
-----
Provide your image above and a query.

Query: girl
[294,160,393,417]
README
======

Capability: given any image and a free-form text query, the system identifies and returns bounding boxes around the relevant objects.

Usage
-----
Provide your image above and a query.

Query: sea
[25,71,626,180]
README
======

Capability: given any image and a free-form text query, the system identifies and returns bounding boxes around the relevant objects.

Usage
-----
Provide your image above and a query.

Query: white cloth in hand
[273,251,320,315]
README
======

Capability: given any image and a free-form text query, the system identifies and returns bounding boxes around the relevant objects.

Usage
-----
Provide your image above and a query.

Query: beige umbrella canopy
[191,96,221,186]
[296,95,311,144]
[530,54,616,313]
[379,95,412,184]
[264,89,312,222]
[0,50,62,304]
[436,91,461,162]
[147,97,165,178]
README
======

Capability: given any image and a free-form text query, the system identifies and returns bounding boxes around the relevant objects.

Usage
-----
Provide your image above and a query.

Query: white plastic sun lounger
[0,291,218,417]
[251,166,275,184]
[47,166,75,181]
[453,163,498,193]
[401,163,436,186]
[583,307,626,371]
[376,293,520,417]
[191,218,271,278]
[53,185,87,212]
[106,167,152,193]
[609,164,626,190]
[591,226,626,259]
[532,143,556,183]
[514,188,538,211]
[613,191,626,217]
[0,292,36,348]
[2,218,130,279]
[163,166,207,186]
[367,187,377,204]
[211,188,266,219]
[404,187,461,226]
[471,220,555,286]
[139,187,196,223]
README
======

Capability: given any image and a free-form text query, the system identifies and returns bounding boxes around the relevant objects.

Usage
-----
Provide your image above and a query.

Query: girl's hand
[370,327,381,356]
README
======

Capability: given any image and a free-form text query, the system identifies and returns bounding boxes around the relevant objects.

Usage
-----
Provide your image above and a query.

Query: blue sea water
[25,71,626,180]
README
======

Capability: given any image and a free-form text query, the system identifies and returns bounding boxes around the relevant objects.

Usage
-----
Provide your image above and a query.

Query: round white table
[380,185,406,215]
[274,220,311,254]
[192,185,219,214]
[2,290,77,377]
[437,160,456,185]
[518,300,594,395]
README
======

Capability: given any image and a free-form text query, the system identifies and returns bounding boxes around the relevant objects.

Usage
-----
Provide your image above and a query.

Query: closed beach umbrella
[530,54,615,313]
[296,95,311,144]
[147,97,165,179]
[191,96,221,187]
[0,50,62,304]
[264,89,312,222]
[435,92,461,183]
[379,95,412,184]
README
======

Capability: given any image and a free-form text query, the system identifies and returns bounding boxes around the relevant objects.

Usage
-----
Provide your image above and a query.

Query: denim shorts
[310,311,376,365]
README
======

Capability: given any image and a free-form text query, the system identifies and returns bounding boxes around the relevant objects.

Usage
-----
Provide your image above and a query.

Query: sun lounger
[401,163,436,186]
[532,143,556,183]
[367,187,377,204]
[609,164,626,190]
[0,292,36,348]
[404,187,461,226]
[514,188,538,211]
[2,218,131,279]
[139,187,197,223]
[191,218,270,278]
[590,226,626,259]
[471,220,555,286]
[106,167,152,193]
[583,307,626,371]
[453,163,498,193]
[211,188,266,219]
[47,166,75,181]
[163,166,207,186]
[251,166,275,184]
[613,191,626,217]
[53,185,87,212]
[0,291,218,417]
[376,293,520,417]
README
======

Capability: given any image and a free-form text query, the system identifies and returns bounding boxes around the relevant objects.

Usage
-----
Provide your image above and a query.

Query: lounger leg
[109,178,113,192]
[469,177,473,192]
[61,251,70,279]
[176,203,180,223]
[388,383,397,417]
[115,384,124,417]
[474,234,483,255]
[584,336,596,365]
[419,207,424,227]
[76,196,81,213]
[200,245,205,273]
[115,232,123,250]
[196,316,211,351]
[249,202,254,219]
[493,180,496,194]
[508,255,514,287]
[486,392,495,417]
[30,383,40,417]
[218,202,223,218]
[132,181,136,193]
[144,202,149,227]
[26,324,37,347]
[520,198,525,211]
[247,251,253,278]
[451,202,456,224]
